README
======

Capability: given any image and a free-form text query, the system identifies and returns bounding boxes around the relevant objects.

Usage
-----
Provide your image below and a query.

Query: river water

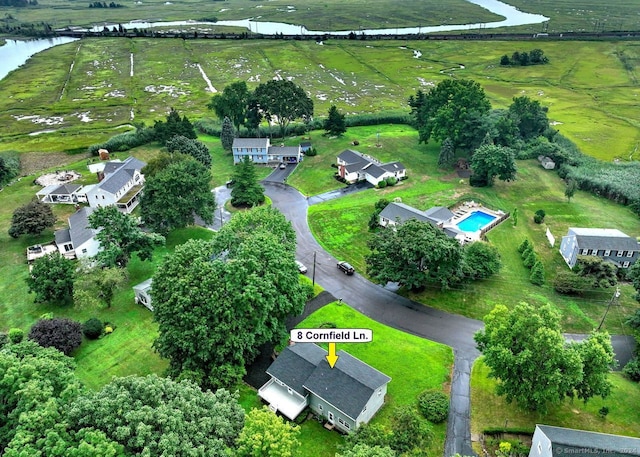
[0,0,548,83]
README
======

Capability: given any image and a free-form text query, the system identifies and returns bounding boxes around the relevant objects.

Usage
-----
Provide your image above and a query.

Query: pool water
[456,211,497,232]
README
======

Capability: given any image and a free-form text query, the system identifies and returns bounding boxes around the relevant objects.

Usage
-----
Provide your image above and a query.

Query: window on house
[95,195,98,199]
[101,195,105,199]
[617,251,625,257]
[590,249,597,255]
[287,387,292,394]
[623,262,630,268]
[318,404,323,411]
[338,418,344,425]
[378,390,382,397]
[581,249,589,255]
[604,250,611,256]
[627,251,634,257]
[81,249,87,254]
[537,443,542,455]
[344,422,350,430]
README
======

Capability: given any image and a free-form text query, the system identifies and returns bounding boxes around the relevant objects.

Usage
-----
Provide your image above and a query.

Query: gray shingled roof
[100,168,135,194]
[267,343,326,396]
[337,149,368,164]
[568,228,639,251]
[69,207,98,248]
[362,162,386,179]
[232,138,269,149]
[424,206,454,222]
[379,202,430,224]
[303,349,391,420]
[268,146,300,156]
[54,228,71,245]
[50,183,81,195]
[538,424,640,457]
[381,162,405,172]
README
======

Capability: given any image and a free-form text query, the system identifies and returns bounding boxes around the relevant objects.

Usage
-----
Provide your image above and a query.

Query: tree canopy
[366,219,463,290]
[461,241,502,280]
[409,79,491,152]
[475,303,614,413]
[28,317,83,356]
[153,108,197,144]
[253,80,314,138]
[140,157,216,234]
[470,144,517,187]
[508,96,550,141]
[8,199,56,238]
[152,207,306,388]
[26,252,75,304]
[166,134,212,167]
[236,407,300,457]
[220,116,235,151]
[207,80,251,131]
[88,205,165,268]
[231,156,265,208]
[324,105,347,136]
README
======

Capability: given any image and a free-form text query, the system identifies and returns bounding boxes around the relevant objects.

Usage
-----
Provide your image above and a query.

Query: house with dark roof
[258,343,391,433]
[54,207,100,259]
[530,424,640,457]
[336,150,406,186]
[85,156,146,213]
[559,227,640,269]
[36,183,83,204]
[232,138,303,165]
[378,202,465,241]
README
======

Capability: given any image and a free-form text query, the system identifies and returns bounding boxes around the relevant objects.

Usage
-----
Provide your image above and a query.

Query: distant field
[2,38,639,162]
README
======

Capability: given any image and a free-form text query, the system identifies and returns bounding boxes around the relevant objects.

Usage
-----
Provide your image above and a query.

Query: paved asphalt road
[262,181,636,457]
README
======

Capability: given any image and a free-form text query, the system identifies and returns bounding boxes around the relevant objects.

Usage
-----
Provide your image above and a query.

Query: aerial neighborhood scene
[3,0,640,455]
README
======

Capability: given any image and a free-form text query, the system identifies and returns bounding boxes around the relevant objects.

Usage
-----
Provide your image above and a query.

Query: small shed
[300,141,312,153]
[538,155,556,170]
[133,278,153,311]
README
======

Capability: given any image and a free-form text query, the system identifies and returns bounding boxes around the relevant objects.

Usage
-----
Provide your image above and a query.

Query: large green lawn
[289,302,454,457]
[470,357,640,454]
[2,39,640,162]
[305,125,640,334]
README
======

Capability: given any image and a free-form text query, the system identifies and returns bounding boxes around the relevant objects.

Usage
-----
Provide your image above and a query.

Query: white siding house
[54,207,100,260]
[336,149,406,186]
[85,157,146,213]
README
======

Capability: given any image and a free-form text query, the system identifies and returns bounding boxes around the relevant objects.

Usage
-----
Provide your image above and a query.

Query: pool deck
[446,201,507,242]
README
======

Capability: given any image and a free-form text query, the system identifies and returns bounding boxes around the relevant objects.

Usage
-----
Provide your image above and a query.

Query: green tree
[67,375,244,456]
[508,96,550,141]
[253,80,314,138]
[368,198,390,231]
[28,317,83,356]
[337,444,397,457]
[553,270,593,295]
[324,104,346,136]
[88,205,165,268]
[152,207,306,389]
[530,260,545,285]
[470,144,517,187]
[629,261,640,301]
[207,80,250,131]
[437,137,455,168]
[220,116,236,151]
[74,264,127,309]
[572,331,614,402]
[475,303,614,413]
[141,151,190,178]
[517,238,530,254]
[26,252,75,304]
[8,199,56,238]
[565,178,578,202]
[140,157,216,234]
[410,79,491,151]
[389,407,431,454]
[462,241,502,280]
[366,219,463,290]
[236,407,300,457]
[153,108,197,144]
[575,256,617,288]
[166,134,212,167]
[231,155,265,208]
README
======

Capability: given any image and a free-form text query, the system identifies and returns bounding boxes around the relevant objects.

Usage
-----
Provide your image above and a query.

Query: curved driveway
[262,181,636,457]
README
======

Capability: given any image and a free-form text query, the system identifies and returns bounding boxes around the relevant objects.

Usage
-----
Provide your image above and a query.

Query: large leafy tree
[88,205,165,268]
[8,199,56,238]
[575,255,618,289]
[26,252,75,304]
[366,219,463,290]
[207,80,251,131]
[152,207,306,389]
[324,104,346,136]
[475,303,614,413]
[166,134,212,167]
[410,79,491,152]
[508,96,550,141]
[337,445,397,457]
[462,241,502,280]
[67,375,244,457]
[629,261,640,302]
[140,157,216,234]
[253,80,314,138]
[231,155,265,208]
[153,108,197,144]
[470,144,517,187]
[236,407,300,457]
[141,151,190,178]
[74,264,127,309]
[28,317,83,356]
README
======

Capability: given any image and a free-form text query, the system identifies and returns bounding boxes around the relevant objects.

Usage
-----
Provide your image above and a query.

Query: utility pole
[597,286,620,331]
[312,251,317,287]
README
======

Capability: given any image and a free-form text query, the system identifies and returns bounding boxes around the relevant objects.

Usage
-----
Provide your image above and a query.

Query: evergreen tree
[231,156,265,208]
[220,116,235,151]
[324,105,346,136]
[437,137,455,168]
[530,260,545,285]
[565,178,578,202]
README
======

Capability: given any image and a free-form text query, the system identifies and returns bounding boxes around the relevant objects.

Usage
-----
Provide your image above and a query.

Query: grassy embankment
[1,39,639,163]
[470,357,640,453]
[300,125,640,334]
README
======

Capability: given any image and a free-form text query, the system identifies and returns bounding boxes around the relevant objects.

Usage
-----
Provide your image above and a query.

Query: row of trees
[500,48,549,66]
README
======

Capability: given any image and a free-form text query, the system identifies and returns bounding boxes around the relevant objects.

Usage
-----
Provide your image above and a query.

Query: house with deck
[54,207,100,259]
[232,138,303,165]
[84,156,146,213]
[559,227,640,269]
[378,202,466,241]
[529,424,640,457]
[258,343,391,433]
[36,183,84,204]
[336,149,406,186]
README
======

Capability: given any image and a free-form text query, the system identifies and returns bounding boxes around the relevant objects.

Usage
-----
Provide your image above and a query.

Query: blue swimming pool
[456,211,497,232]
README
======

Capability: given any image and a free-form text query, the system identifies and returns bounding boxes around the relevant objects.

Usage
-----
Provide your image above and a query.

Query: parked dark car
[337,261,355,275]
[225,179,235,188]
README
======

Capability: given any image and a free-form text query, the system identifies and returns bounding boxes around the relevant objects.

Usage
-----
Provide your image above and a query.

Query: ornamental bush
[533,209,546,224]
[8,328,24,344]
[417,389,449,423]
[378,180,387,189]
[28,317,82,356]
[386,176,397,186]
[623,357,640,382]
[83,317,103,340]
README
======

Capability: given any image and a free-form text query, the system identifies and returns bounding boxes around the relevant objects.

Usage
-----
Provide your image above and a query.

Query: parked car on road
[337,261,355,275]
[279,163,287,169]
[295,260,308,274]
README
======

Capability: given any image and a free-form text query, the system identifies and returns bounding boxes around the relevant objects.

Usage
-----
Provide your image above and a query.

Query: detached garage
[133,278,153,311]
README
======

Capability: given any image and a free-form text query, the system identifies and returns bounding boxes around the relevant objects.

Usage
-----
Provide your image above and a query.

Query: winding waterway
[0,0,548,83]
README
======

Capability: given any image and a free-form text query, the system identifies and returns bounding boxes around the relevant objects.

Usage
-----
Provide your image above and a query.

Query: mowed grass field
[1,39,640,161]
[302,125,640,334]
